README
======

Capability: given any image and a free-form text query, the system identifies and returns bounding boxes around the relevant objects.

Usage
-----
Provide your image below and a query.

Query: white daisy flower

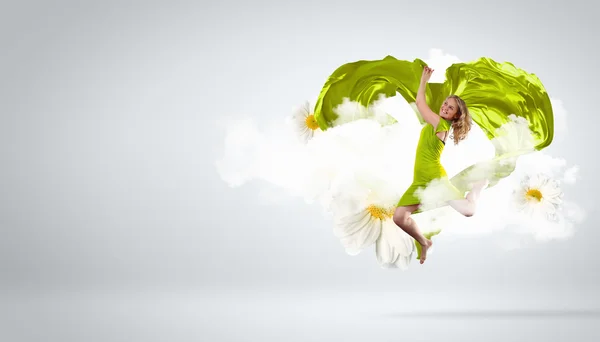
[512,173,563,221]
[292,101,320,143]
[334,204,415,268]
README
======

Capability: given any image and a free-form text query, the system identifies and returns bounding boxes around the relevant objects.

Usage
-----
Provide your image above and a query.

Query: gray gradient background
[1,0,599,341]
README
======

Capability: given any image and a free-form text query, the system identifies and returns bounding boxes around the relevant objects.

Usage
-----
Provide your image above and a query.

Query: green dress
[397,117,462,212]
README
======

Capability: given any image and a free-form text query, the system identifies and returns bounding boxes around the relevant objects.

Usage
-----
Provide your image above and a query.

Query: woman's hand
[421,66,434,83]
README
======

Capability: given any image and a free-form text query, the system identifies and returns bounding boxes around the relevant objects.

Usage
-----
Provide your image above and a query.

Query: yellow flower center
[525,188,543,202]
[305,114,319,130]
[366,205,394,220]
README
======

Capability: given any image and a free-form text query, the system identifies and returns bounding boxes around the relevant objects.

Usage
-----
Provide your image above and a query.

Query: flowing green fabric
[314,55,553,147]
[313,56,428,129]
[313,55,554,196]
[442,58,553,149]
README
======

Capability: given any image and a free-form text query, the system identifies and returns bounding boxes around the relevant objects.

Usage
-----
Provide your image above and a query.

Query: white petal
[544,195,563,206]
[375,220,415,269]
[334,210,382,255]
[334,210,371,235]
[292,101,310,119]
[298,127,314,143]
[540,183,563,200]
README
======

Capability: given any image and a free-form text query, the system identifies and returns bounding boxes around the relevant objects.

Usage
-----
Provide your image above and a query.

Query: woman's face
[440,97,459,120]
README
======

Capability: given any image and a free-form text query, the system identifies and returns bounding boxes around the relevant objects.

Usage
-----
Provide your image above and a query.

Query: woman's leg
[393,204,433,264]
[448,179,489,217]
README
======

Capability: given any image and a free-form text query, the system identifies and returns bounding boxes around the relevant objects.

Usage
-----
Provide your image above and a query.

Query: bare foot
[419,239,433,264]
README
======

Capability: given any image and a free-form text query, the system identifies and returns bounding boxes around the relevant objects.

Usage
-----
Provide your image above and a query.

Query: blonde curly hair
[446,95,472,145]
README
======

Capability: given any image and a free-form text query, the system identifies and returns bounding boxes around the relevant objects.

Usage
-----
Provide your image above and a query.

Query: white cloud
[551,98,568,142]
[424,49,463,83]
[214,115,313,199]
[563,165,579,184]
